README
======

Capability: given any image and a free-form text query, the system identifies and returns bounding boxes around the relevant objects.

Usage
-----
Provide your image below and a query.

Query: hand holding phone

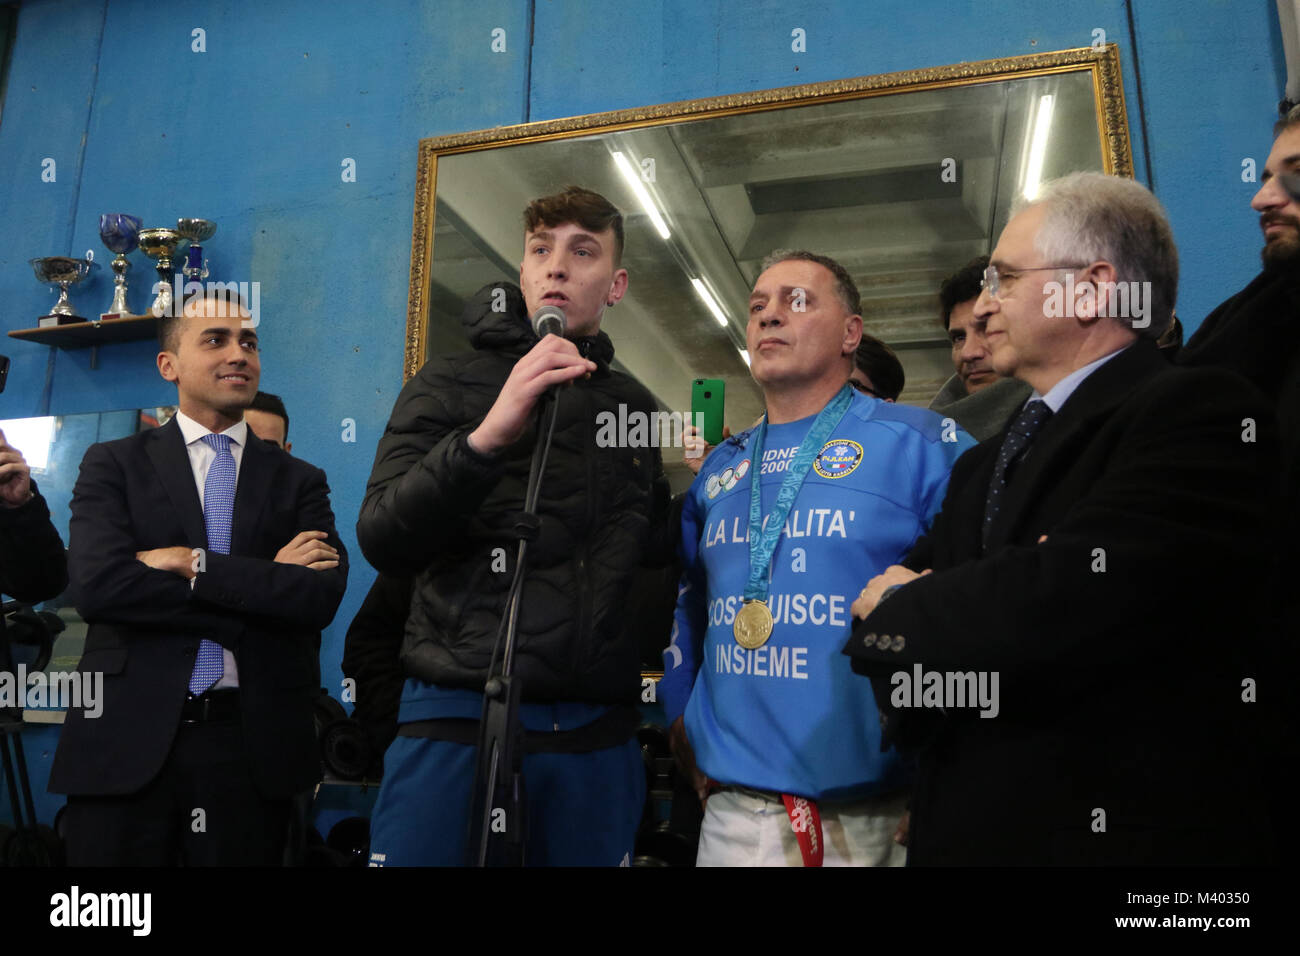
[691,378,726,446]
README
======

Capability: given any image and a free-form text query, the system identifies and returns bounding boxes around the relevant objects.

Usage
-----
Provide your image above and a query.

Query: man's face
[947,298,999,394]
[748,259,861,391]
[973,204,1068,382]
[1251,127,1300,268]
[156,297,260,418]
[244,407,290,452]
[518,221,628,338]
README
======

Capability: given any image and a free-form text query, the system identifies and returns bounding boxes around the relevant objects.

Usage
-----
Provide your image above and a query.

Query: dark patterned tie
[982,400,1053,549]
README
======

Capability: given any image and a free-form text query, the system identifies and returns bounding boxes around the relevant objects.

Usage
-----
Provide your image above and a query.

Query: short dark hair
[758,250,861,316]
[157,311,182,353]
[854,335,905,401]
[157,285,250,352]
[523,186,625,264]
[938,255,989,331]
[248,390,289,439]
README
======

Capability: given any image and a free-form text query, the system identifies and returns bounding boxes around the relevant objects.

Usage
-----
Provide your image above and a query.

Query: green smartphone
[691,378,726,446]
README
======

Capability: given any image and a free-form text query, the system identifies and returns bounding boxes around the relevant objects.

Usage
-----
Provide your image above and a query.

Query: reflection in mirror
[413,48,1129,495]
[0,408,172,721]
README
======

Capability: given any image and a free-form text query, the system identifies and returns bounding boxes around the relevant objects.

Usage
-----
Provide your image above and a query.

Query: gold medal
[734,599,774,649]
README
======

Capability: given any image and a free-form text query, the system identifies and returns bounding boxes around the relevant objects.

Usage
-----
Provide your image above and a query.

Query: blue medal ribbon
[743,384,855,602]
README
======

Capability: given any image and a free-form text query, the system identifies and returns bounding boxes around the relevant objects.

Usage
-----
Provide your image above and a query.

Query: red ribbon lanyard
[782,794,824,867]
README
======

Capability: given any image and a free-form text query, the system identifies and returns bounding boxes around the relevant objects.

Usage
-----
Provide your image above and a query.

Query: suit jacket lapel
[232,432,274,556]
[146,417,208,548]
[985,340,1169,550]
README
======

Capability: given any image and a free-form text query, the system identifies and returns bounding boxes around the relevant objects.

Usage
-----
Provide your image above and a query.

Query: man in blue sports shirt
[660,250,974,866]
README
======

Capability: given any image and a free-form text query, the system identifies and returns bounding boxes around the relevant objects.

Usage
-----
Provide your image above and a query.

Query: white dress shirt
[1030,344,1132,413]
[174,410,245,689]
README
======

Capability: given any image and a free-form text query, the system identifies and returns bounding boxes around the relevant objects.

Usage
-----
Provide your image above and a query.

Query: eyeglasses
[848,378,883,399]
[980,263,1088,300]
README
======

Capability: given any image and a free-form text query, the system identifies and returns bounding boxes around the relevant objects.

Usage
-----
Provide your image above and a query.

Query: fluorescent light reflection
[611,151,671,239]
[690,277,730,328]
[1022,93,1055,201]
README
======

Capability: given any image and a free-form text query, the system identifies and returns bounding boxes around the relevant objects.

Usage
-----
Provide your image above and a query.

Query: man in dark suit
[1177,112,1300,857]
[844,172,1277,865]
[49,290,348,865]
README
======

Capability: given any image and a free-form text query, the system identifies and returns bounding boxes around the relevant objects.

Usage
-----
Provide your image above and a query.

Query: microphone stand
[466,385,562,866]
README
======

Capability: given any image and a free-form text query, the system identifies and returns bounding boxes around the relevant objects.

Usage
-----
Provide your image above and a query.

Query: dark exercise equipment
[1,726,66,867]
[320,718,373,781]
[631,723,699,866]
[633,820,696,867]
[2,603,57,673]
[311,688,375,781]
[325,816,371,868]
[311,688,347,731]
[1,602,65,868]
[636,723,675,798]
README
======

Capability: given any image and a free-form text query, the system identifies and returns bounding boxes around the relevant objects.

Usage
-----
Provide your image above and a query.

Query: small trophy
[177,218,216,285]
[30,253,99,326]
[137,227,182,317]
[98,213,142,318]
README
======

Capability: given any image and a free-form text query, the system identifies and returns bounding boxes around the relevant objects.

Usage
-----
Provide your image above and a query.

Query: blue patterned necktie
[982,400,1053,550]
[189,432,236,695]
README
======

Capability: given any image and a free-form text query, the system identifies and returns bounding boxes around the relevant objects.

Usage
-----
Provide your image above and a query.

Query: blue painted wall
[0,0,1286,826]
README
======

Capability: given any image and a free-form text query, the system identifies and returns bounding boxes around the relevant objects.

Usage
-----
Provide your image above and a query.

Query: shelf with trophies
[8,214,217,355]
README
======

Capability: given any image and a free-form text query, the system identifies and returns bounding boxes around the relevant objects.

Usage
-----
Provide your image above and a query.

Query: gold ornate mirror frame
[403,44,1132,381]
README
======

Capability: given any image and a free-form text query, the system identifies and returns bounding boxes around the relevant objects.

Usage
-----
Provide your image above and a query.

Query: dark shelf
[8,314,157,349]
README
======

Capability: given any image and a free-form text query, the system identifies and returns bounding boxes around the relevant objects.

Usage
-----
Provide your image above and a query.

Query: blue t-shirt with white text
[660,392,975,800]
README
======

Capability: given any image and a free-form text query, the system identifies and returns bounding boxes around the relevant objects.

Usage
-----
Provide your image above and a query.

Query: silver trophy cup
[30,253,99,324]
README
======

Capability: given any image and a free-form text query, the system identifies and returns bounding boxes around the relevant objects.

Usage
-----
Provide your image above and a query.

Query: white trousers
[696,788,908,867]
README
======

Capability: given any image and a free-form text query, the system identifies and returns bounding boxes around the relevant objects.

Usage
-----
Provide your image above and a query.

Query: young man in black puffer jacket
[357,187,671,866]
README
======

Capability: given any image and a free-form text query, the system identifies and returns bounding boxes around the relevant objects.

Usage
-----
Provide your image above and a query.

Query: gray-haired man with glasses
[844,171,1277,865]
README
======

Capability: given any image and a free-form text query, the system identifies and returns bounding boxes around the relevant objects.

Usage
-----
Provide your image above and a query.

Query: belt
[181,689,240,723]
[707,782,906,867]
[706,782,824,866]
[397,704,641,754]
[709,781,905,808]
[713,783,782,802]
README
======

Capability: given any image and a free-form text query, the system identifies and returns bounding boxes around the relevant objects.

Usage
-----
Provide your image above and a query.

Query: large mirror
[406,45,1132,493]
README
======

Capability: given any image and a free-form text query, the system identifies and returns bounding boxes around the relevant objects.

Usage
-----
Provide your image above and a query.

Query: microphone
[531,305,566,339]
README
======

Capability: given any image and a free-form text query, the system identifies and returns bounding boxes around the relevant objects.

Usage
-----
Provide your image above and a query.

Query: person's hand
[851,566,931,620]
[0,428,34,508]
[468,335,597,455]
[274,530,339,570]
[682,424,731,475]
[136,546,200,579]
[894,810,910,847]
[668,715,710,808]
